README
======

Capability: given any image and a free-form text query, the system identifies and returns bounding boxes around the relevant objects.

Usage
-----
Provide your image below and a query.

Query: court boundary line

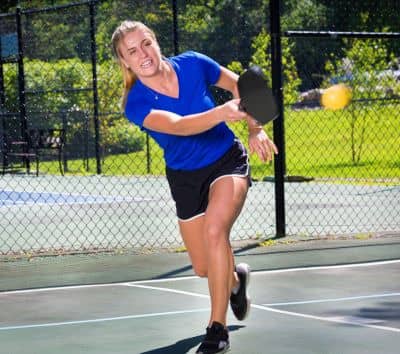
[0,308,210,331]
[131,259,400,282]
[252,304,400,333]
[124,285,400,333]
[1,258,399,295]
[1,287,399,333]
[126,283,209,298]
[263,292,400,306]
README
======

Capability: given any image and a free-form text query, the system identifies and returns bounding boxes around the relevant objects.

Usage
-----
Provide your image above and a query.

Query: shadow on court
[140,325,244,354]
[355,301,400,321]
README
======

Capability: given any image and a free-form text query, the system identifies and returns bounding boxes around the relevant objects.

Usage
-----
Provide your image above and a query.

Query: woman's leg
[204,176,249,325]
[179,176,248,326]
[179,216,239,280]
[179,215,240,320]
[179,216,208,278]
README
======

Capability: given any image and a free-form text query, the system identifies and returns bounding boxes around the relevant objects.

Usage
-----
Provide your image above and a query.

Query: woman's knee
[193,264,208,278]
[204,222,229,246]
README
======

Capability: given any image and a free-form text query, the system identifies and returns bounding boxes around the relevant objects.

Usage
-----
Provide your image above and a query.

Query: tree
[281,0,331,90]
[0,0,17,13]
[324,37,398,164]
[228,28,301,104]
[178,0,268,66]
[96,0,175,62]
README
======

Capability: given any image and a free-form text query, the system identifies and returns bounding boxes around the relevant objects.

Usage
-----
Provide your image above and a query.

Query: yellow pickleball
[321,84,352,110]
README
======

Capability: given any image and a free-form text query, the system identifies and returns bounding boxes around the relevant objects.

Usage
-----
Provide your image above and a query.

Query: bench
[2,128,65,176]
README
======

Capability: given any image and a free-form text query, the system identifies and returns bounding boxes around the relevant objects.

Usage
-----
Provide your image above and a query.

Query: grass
[283,102,400,182]
[41,102,400,184]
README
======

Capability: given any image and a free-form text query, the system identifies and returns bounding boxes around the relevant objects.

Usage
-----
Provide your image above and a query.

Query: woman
[111,21,277,354]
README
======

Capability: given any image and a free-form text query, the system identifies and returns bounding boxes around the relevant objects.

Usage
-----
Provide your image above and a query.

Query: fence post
[0,42,6,166]
[89,0,101,174]
[0,41,5,109]
[270,0,286,238]
[61,111,68,173]
[146,133,151,173]
[172,0,179,56]
[16,6,32,173]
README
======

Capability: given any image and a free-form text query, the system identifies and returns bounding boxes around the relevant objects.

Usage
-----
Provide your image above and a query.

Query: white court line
[127,284,400,333]
[1,259,399,295]
[126,283,209,299]
[263,292,400,306]
[0,308,210,331]
[2,285,398,333]
[0,282,126,295]
[252,304,400,333]
[129,259,400,284]
[247,259,400,275]
[127,259,400,285]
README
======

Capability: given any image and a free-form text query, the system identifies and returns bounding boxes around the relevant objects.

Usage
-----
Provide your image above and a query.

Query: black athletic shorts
[166,139,251,221]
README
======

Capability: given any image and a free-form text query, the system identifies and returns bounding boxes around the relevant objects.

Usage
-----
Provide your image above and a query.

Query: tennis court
[1,3,399,353]
[1,237,399,354]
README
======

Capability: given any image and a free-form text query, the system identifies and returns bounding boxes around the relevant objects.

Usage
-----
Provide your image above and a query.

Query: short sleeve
[191,51,221,86]
[124,91,152,130]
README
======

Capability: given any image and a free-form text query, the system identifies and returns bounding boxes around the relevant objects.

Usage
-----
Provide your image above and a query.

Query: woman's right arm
[142,98,246,136]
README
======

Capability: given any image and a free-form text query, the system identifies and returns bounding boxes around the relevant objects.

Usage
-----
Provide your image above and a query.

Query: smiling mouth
[141,59,152,68]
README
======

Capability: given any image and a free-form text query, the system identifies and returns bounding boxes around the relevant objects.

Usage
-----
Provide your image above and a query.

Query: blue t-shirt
[125,51,235,170]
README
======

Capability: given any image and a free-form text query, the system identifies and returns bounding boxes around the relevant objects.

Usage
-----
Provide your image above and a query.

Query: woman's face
[118,28,162,79]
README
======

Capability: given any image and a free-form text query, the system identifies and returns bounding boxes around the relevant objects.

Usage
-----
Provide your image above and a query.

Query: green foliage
[2,0,399,180]
[2,57,144,156]
[324,38,399,164]
[229,28,301,104]
[324,38,398,99]
[5,56,123,118]
[282,0,329,30]
[22,59,92,112]
[44,103,400,182]
[284,103,400,181]
[102,117,144,155]
[96,0,175,61]
[227,61,244,74]
[2,65,19,112]
[178,0,268,65]
[97,60,122,113]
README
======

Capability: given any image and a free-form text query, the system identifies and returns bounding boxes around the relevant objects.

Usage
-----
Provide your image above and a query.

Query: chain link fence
[282,31,400,236]
[0,1,399,259]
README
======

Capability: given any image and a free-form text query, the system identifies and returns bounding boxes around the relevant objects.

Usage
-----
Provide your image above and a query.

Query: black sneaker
[196,321,230,354]
[230,263,251,321]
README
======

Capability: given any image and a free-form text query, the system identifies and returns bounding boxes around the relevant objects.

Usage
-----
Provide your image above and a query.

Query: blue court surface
[0,238,399,354]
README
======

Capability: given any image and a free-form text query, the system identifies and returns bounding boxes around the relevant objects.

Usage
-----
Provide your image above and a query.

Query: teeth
[141,59,152,68]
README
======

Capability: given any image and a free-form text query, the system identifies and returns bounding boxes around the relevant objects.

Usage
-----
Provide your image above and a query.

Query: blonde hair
[111,21,157,110]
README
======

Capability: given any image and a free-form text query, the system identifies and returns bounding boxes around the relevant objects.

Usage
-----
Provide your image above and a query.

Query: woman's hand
[248,128,278,162]
[216,98,247,123]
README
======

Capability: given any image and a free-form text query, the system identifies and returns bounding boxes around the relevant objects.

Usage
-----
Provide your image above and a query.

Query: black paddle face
[238,65,279,125]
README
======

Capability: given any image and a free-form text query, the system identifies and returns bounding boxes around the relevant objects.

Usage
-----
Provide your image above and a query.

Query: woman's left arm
[215,67,278,162]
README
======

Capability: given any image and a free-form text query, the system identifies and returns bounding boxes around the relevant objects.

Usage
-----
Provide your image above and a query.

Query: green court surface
[1,236,400,354]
